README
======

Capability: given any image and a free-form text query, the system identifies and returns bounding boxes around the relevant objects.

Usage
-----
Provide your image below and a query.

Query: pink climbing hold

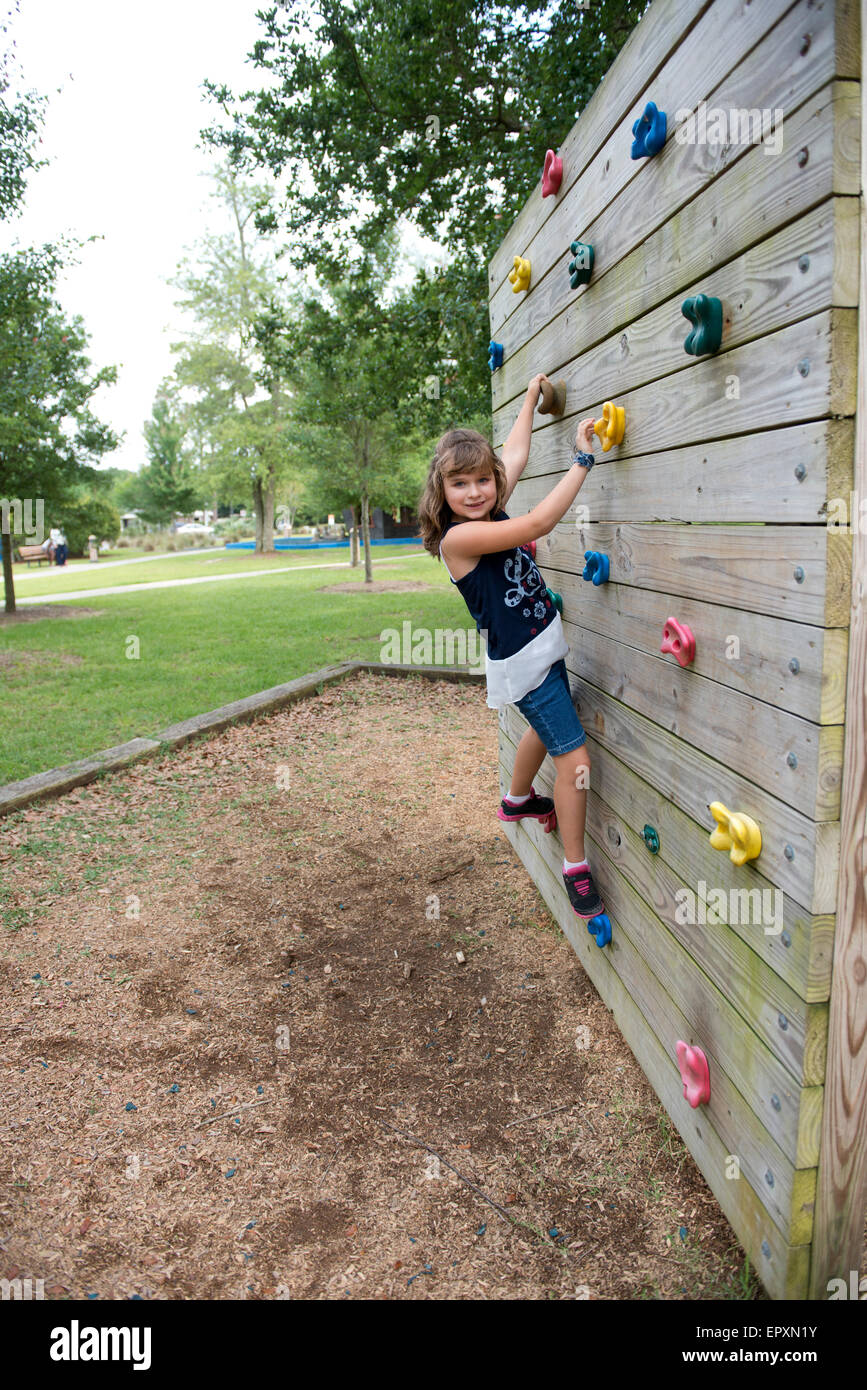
[660,616,696,667]
[542,149,563,197]
[676,1041,710,1108]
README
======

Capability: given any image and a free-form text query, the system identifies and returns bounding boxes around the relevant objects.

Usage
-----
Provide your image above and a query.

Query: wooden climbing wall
[489,0,865,1300]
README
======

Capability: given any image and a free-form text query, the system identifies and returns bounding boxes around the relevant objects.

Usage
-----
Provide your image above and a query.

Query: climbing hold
[643,824,660,854]
[593,401,625,452]
[582,550,610,586]
[488,340,504,372]
[708,801,762,865]
[509,255,531,293]
[631,100,667,158]
[546,588,563,615]
[537,378,567,417]
[676,1041,710,1108]
[682,294,723,356]
[587,914,612,948]
[526,539,537,560]
[568,240,594,288]
[542,149,563,197]
[660,617,696,668]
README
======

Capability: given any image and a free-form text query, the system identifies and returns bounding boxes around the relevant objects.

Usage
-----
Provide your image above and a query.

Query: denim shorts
[514,658,587,757]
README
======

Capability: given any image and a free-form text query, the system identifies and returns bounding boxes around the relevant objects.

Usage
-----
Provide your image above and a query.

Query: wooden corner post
[809,0,867,1300]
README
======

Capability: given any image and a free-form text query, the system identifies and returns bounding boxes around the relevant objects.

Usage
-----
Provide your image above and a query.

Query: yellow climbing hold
[593,401,625,452]
[509,255,531,293]
[708,801,762,865]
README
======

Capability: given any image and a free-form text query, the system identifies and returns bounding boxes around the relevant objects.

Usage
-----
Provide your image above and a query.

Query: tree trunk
[1,525,16,615]
[348,505,359,567]
[253,477,265,553]
[263,463,276,552]
[360,489,372,583]
[361,431,372,582]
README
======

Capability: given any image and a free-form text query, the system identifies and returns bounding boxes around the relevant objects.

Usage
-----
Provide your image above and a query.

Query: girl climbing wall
[418,374,603,921]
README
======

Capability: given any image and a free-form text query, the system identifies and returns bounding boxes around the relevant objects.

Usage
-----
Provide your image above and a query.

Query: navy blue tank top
[441,509,558,661]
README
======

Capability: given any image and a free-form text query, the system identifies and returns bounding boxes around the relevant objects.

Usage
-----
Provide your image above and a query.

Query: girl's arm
[500,374,546,502]
[446,417,597,558]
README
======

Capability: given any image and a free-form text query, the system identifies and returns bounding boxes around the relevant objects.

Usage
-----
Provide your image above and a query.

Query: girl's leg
[550,746,591,862]
[508,724,548,796]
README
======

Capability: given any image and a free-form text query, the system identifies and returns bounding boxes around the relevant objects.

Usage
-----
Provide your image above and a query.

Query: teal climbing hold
[568,240,594,289]
[682,294,723,356]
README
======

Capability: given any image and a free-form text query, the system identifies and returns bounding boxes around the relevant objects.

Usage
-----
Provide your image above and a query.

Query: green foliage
[53,495,122,558]
[0,242,120,513]
[137,397,200,527]
[202,0,649,266]
[0,2,48,221]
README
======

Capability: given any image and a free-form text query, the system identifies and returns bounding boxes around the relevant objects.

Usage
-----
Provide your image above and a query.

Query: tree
[137,395,200,528]
[167,163,301,551]
[285,238,432,581]
[0,6,119,612]
[202,0,649,268]
[0,243,120,611]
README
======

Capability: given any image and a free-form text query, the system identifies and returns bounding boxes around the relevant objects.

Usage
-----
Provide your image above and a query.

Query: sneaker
[562,863,604,919]
[497,785,557,833]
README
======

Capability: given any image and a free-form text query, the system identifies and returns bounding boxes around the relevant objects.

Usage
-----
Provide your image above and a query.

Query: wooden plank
[491,83,861,401]
[498,743,824,1169]
[500,704,834,1007]
[491,0,850,333]
[511,510,852,630]
[488,0,714,293]
[504,671,840,916]
[496,414,852,527]
[809,0,867,1298]
[495,752,824,1150]
[497,305,857,472]
[496,792,813,1296]
[526,573,847,727]
[559,617,841,822]
[494,201,858,441]
[498,751,828,1095]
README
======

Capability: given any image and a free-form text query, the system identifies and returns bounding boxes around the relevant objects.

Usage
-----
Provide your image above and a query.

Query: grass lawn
[9,541,420,594]
[0,546,467,784]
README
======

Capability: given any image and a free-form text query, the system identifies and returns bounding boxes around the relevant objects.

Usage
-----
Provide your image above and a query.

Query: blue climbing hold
[587,914,612,948]
[488,340,504,372]
[631,101,667,159]
[582,550,610,586]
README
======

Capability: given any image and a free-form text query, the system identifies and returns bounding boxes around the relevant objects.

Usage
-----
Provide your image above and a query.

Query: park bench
[16,544,51,567]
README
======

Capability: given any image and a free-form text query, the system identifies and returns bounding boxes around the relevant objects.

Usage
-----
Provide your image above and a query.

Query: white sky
[1,0,442,475]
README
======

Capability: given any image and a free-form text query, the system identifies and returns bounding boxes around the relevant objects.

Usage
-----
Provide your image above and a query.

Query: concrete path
[13,553,428,606]
[13,547,216,580]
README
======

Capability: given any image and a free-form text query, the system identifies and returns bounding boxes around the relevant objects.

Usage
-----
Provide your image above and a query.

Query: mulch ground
[0,669,765,1300]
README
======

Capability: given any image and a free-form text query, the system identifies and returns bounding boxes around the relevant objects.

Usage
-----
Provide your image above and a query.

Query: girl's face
[443,465,498,523]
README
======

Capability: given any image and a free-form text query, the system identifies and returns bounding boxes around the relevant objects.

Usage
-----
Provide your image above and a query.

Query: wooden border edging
[0,661,485,818]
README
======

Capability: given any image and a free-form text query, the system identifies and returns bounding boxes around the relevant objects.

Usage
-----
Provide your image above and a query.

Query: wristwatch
[571,448,595,470]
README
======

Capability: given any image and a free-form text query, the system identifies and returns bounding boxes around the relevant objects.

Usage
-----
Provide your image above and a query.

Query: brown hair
[417,428,507,559]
